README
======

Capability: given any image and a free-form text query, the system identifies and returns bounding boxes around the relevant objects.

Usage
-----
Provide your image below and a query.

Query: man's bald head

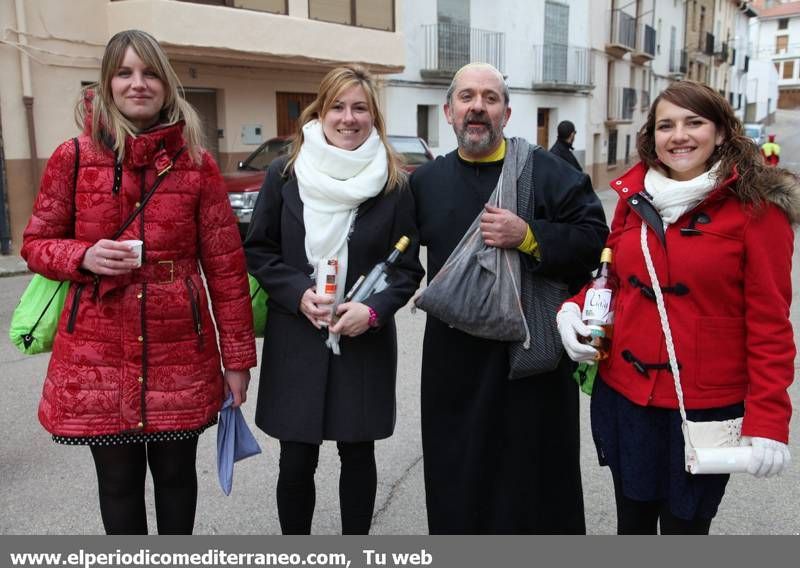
[446,63,509,106]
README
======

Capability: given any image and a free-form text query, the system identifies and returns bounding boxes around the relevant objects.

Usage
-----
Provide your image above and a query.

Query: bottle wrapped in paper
[315,258,338,328]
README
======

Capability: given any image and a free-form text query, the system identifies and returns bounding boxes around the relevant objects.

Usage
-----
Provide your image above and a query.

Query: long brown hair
[637,80,789,206]
[74,29,204,162]
[284,64,405,192]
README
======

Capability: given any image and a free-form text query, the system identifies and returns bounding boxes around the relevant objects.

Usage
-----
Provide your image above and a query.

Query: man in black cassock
[410,63,608,534]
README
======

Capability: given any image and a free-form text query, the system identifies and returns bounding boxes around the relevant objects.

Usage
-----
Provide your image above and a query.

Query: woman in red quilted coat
[21,30,257,534]
[557,81,798,534]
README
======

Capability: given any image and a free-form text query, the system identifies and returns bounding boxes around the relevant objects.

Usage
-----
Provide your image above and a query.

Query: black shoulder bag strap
[72,137,80,229]
[69,144,187,326]
[110,145,186,240]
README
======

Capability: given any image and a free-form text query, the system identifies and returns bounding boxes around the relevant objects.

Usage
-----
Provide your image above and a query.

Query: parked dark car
[224,134,434,237]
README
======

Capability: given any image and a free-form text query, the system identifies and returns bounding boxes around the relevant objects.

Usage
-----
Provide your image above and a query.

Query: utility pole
[0,109,12,255]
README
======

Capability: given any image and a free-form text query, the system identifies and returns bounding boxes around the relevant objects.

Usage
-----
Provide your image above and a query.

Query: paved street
[1,112,799,535]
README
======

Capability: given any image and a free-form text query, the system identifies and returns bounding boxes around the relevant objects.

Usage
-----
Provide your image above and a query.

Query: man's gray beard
[456,125,501,155]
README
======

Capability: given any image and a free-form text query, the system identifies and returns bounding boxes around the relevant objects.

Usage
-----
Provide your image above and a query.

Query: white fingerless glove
[556,302,598,364]
[743,436,791,478]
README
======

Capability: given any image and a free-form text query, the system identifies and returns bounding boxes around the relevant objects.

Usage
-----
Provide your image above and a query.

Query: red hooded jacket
[569,162,798,443]
[22,122,257,437]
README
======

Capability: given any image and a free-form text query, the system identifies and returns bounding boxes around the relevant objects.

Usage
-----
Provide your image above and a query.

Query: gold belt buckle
[157,260,175,284]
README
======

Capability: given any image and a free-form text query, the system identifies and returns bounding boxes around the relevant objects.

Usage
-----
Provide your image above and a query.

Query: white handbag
[639,222,752,475]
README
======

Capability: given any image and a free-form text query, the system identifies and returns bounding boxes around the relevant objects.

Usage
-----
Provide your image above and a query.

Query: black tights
[612,474,712,535]
[89,438,199,535]
[277,440,377,535]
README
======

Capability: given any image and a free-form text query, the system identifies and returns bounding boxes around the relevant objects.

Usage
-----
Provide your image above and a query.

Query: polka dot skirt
[53,418,218,446]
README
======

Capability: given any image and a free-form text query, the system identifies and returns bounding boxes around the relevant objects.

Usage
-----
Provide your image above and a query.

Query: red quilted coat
[569,162,798,443]
[21,121,257,437]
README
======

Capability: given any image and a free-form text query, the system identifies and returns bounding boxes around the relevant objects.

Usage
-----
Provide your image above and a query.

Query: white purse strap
[639,221,694,448]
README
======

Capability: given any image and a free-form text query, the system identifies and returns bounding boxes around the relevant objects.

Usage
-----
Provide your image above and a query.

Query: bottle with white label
[581,247,617,360]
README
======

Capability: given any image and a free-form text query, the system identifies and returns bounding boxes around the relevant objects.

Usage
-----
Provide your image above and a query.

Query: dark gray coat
[549,139,583,172]
[244,157,424,443]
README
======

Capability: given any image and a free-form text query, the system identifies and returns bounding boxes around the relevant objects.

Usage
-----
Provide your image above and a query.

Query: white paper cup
[120,239,143,267]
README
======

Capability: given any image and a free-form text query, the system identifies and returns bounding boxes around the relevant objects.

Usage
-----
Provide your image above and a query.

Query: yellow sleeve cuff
[517,225,540,258]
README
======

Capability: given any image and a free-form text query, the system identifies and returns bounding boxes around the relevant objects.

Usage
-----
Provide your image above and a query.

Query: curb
[0,269,30,278]
[0,257,30,278]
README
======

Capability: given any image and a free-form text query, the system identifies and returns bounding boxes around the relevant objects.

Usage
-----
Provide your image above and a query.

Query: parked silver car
[743,123,766,147]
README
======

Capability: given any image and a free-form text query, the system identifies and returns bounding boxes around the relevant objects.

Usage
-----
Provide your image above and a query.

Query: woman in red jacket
[557,81,797,534]
[21,30,257,534]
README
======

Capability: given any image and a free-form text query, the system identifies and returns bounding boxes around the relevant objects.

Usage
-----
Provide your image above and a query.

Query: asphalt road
[2,112,799,535]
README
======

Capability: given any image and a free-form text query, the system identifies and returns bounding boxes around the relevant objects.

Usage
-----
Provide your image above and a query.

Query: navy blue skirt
[591,377,744,520]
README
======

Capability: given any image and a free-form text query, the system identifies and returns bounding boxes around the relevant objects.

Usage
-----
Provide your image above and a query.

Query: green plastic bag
[572,362,598,396]
[249,274,268,338]
[9,275,69,355]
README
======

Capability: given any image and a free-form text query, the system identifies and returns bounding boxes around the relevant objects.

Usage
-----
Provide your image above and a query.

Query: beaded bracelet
[367,306,379,328]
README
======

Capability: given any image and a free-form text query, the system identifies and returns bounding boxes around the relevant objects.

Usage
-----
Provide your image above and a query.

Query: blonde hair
[284,64,405,192]
[75,29,204,162]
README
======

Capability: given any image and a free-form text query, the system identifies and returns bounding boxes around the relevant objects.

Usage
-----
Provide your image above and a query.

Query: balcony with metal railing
[714,41,729,64]
[607,86,637,124]
[640,90,651,111]
[704,32,715,56]
[531,45,594,92]
[669,49,688,77]
[632,24,656,65]
[605,9,636,59]
[420,23,505,81]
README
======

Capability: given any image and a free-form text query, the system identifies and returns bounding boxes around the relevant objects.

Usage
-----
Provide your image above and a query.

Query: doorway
[537,109,550,148]
[184,89,219,163]
[276,92,317,137]
[592,133,602,183]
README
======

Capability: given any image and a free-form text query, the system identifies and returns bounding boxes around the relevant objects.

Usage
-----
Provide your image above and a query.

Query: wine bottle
[345,236,411,303]
[580,247,617,360]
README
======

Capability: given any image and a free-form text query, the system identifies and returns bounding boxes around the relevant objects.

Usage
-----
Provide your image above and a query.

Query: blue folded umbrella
[217,393,262,495]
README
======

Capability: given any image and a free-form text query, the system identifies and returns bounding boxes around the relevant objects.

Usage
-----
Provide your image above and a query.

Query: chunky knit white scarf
[295,119,388,353]
[644,163,720,225]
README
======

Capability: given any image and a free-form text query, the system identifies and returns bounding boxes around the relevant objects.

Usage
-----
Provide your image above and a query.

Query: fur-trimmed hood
[764,172,800,226]
[612,162,800,226]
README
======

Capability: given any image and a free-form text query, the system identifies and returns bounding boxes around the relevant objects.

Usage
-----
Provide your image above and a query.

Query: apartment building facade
[383,0,593,165]
[685,0,717,85]
[712,0,758,119]
[584,0,656,189]
[0,0,405,253]
[751,1,800,108]
[0,0,770,255]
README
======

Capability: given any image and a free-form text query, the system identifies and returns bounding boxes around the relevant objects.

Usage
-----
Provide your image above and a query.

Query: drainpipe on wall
[0,112,11,255]
[15,0,39,189]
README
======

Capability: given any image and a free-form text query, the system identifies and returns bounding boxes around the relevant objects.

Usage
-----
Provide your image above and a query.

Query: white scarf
[295,119,388,353]
[644,163,720,225]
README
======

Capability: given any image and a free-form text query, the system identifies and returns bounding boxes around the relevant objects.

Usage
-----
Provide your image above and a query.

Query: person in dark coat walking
[549,120,583,172]
[410,63,608,534]
[244,65,424,535]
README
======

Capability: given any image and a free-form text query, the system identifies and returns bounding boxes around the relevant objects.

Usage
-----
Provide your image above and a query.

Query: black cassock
[411,147,608,534]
